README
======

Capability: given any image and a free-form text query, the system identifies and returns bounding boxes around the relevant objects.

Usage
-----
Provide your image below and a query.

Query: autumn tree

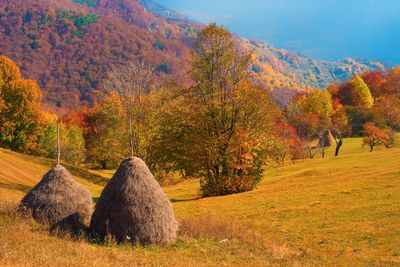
[290,113,327,158]
[266,122,304,165]
[382,128,396,148]
[288,89,333,158]
[0,56,45,152]
[380,67,400,96]
[105,61,159,159]
[326,81,340,99]
[295,90,333,119]
[361,71,385,100]
[85,92,128,168]
[362,122,389,152]
[373,95,400,130]
[156,24,280,196]
[0,76,4,111]
[338,75,374,108]
[330,102,351,156]
[346,106,378,136]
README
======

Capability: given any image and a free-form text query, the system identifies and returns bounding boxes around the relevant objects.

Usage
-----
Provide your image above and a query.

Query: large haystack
[20,165,93,234]
[90,157,178,245]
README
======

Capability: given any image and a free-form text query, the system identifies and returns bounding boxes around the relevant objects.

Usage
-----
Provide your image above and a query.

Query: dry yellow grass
[0,138,399,266]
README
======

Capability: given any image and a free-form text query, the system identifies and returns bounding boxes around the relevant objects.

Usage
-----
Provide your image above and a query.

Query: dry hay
[90,157,178,245]
[318,130,336,147]
[20,165,93,235]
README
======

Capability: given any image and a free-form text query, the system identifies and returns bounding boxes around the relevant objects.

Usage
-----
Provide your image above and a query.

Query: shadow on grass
[170,197,202,203]
[0,181,31,193]
[27,156,109,186]
[91,197,202,204]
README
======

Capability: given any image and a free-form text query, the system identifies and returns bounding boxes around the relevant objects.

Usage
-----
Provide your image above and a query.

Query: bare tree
[105,61,158,158]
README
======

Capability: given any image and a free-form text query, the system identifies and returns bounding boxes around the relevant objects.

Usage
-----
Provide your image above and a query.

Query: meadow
[0,138,399,266]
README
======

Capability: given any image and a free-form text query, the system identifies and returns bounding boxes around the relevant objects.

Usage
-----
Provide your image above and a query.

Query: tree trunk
[370,145,374,152]
[335,139,343,157]
[101,160,107,169]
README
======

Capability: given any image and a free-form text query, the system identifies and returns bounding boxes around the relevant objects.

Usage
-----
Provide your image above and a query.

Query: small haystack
[90,157,178,245]
[20,165,93,234]
[318,130,336,148]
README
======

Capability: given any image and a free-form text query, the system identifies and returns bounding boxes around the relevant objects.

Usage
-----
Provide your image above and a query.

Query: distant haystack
[20,165,93,235]
[318,130,336,148]
[90,157,178,245]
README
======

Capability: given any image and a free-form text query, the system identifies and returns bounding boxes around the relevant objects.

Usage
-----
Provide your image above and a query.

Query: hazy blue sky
[156,0,400,64]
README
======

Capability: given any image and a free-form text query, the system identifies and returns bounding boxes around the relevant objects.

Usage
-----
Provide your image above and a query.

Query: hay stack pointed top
[20,165,93,233]
[90,157,178,245]
[318,130,336,148]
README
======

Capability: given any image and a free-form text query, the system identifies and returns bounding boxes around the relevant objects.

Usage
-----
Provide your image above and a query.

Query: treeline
[0,55,86,165]
[286,68,399,157]
[1,24,399,197]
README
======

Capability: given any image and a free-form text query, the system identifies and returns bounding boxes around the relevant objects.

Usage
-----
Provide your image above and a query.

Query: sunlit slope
[171,140,400,264]
[0,148,105,202]
[0,138,399,265]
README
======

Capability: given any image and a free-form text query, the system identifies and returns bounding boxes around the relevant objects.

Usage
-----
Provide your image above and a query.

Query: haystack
[318,130,336,148]
[90,157,178,245]
[20,165,93,234]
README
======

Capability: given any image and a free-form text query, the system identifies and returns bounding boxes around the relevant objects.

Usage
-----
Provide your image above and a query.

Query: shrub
[362,122,389,152]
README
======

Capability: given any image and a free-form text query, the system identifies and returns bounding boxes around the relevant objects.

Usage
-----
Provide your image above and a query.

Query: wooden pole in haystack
[57,120,61,166]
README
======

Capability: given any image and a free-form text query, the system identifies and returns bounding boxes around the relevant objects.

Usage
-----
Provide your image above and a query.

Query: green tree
[85,92,128,168]
[38,121,86,166]
[37,121,59,158]
[64,125,86,165]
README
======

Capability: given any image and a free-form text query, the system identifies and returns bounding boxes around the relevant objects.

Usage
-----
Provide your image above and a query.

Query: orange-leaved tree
[362,122,389,152]
[0,55,45,152]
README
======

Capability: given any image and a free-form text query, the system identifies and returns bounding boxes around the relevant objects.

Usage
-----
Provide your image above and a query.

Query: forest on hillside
[0,0,385,112]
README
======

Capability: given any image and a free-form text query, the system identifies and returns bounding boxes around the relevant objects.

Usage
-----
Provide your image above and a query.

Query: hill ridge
[0,0,385,111]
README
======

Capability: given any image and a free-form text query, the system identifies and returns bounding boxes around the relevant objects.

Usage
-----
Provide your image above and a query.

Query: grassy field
[0,138,399,266]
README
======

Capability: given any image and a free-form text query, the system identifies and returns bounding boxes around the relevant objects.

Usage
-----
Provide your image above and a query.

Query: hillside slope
[0,0,385,111]
[0,140,399,265]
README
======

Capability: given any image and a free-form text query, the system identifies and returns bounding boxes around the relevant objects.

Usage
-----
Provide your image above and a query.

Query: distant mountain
[242,38,386,89]
[140,0,194,23]
[138,0,386,89]
[0,0,386,112]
